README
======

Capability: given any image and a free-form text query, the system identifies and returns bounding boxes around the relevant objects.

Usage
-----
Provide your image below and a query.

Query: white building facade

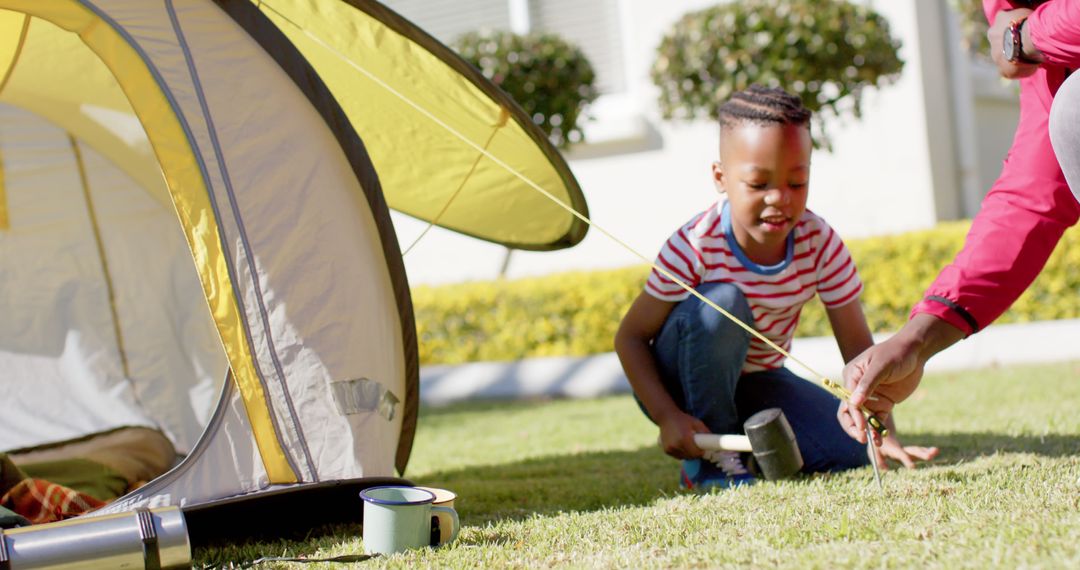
[383,0,1021,285]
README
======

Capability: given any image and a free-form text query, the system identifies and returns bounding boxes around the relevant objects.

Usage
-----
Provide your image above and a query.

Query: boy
[614,85,937,489]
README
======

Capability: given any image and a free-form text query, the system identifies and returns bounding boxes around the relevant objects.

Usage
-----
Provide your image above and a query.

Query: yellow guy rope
[261,2,884,434]
[400,109,509,256]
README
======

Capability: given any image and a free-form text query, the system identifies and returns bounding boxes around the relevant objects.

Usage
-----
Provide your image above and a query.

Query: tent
[0,0,587,535]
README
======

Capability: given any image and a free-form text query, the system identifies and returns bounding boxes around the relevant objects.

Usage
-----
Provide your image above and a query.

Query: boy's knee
[679,282,752,332]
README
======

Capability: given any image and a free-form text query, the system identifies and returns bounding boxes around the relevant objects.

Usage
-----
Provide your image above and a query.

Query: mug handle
[430,506,460,546]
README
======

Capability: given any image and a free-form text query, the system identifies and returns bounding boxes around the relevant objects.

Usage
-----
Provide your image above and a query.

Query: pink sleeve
[1027,1,1080,68]
[911,70,1080,335]
[982,0,1009,22]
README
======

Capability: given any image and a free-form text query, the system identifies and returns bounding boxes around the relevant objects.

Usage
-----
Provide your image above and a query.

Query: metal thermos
[0,506,190,570]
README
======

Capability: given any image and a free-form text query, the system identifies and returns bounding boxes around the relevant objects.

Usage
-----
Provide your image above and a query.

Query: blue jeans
[644,282,868,473]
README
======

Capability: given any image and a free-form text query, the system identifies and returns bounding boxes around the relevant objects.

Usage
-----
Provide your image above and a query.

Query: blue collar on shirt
[721,201,794,275]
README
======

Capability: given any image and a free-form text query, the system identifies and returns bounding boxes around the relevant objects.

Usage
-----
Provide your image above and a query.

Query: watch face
[1003,26,1017,61]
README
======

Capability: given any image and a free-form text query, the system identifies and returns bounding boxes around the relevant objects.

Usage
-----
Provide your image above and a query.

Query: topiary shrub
[454,30,598,148]
[650,0,904,147]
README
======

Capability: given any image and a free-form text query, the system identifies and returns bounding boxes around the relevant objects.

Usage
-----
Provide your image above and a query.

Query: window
[379,0,511,42]
[382,0,627,96]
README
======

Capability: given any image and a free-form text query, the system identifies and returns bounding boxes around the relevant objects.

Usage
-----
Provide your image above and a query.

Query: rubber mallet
[692,407,804,480]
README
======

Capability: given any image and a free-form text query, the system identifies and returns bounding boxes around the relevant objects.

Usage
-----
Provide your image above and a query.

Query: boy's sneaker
[680,451,757,490]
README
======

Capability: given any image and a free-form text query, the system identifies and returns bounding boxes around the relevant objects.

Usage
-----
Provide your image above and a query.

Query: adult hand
[988,8,1041,80]
[838,314,965,444]
[837,334,926,445]
[657,411,709,460]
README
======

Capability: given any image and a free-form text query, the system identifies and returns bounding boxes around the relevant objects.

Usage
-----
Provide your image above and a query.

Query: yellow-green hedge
[413,221,1080,365]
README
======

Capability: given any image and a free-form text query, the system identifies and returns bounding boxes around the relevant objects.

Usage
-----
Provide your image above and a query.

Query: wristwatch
[1003,17,1035,64]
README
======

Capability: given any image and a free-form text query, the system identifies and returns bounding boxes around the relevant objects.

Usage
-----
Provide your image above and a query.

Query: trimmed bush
[413,222,1080,365]
[453,30,598,148]
[650,0,903,147]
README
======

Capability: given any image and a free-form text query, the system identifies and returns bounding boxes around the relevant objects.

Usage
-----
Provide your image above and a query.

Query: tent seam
[164,0,317,482]
[217,0,419,475]
[77,0,298,482]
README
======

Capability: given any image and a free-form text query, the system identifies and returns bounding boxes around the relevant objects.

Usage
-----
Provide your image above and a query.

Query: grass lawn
[195,361,1080,568]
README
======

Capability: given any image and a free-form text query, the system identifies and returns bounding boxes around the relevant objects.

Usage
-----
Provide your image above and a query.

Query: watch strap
[1006,17,1038,64]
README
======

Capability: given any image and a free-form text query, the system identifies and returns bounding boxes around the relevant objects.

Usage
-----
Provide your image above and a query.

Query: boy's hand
[872,434,939,470]
[658,412,710,460]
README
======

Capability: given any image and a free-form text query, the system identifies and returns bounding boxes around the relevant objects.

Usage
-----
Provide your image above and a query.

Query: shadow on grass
[419,446,679,528]
[419,431,1080,529]
[192,522,363,568]
[192,430,1078,563]
[909,431,1080,463]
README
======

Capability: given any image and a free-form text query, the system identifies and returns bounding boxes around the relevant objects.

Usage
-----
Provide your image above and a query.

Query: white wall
[393,0,1018,286]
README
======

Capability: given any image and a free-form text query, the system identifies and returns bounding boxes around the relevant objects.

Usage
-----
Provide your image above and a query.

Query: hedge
[413,221,1080,365]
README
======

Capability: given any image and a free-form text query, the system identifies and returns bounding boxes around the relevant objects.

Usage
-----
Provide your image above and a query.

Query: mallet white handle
[693,433,753,452]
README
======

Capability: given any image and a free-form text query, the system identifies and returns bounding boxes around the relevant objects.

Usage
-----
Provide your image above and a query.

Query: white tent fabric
[0,102,225,454]
[0,0,587,526]
[2,0,410,511]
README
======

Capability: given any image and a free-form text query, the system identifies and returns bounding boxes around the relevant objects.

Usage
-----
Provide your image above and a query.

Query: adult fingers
[848,365,884,410]
[866,413,890,447]
[843,354,889,411]
[837,401,865,443]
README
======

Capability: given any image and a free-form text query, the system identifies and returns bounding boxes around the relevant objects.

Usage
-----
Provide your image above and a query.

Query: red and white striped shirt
[645,201,862,373]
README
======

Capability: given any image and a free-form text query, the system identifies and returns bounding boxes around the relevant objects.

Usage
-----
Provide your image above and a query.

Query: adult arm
[1027,0,1080,67]
[911,0,1079,339]
[987,5,1042,79]
[614,292,708,460]
[844,158,1078,437]
[984,1,1080,75]
[842,1,1080,434]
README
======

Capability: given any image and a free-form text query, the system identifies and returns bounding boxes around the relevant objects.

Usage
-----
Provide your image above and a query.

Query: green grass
[195,361,1080,568]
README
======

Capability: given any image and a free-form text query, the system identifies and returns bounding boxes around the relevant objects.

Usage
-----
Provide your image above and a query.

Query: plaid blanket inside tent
[0,454,106,525]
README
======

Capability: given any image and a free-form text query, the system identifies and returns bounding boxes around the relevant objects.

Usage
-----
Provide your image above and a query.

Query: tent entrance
[0,6,228,460]
[4,1,422,510]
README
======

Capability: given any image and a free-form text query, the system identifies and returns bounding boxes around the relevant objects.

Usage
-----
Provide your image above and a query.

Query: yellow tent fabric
[252,0,589,250]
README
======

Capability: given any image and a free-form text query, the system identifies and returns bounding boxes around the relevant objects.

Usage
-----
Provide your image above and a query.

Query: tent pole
[0,149,8,231]
[0,13,30,96]
[0,14,29,232]
[69,134,132,381]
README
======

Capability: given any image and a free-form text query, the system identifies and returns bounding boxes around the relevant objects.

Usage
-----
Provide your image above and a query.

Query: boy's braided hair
[718,85,811,129]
